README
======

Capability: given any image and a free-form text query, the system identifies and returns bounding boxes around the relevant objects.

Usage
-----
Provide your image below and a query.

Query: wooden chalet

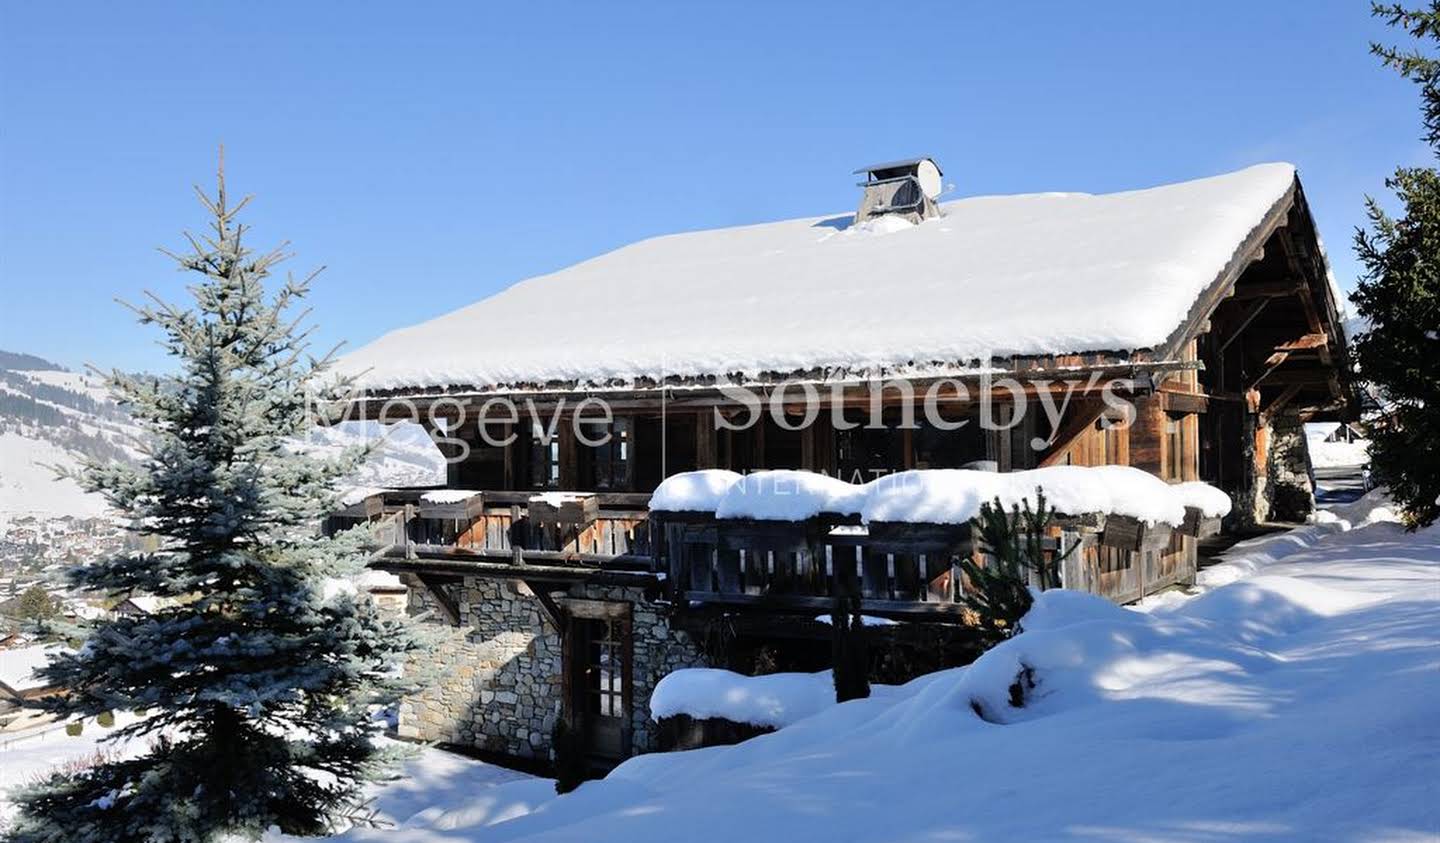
[324,160,1354,769]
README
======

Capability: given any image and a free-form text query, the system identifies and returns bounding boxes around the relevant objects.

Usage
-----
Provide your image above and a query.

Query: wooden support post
[558,428,577,490]
[696,415,718,470]
[510,504,525,566]
[415,573,461,625]
[501,424,515,489]
[1128,395,1166,476]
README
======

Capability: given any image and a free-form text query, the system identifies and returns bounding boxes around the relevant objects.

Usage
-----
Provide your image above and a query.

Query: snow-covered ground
[1304,423,1371,469]
[5,490,1437,841]
[0,430,110,520]
[1309,438,1371,469]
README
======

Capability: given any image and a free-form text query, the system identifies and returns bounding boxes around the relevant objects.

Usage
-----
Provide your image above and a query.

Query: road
[1314,465,1369,506]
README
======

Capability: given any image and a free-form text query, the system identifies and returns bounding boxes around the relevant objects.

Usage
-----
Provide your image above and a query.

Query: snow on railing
[651,466,1231,527]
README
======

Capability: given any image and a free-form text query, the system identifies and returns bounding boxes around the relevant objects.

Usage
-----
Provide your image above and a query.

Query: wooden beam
[1036,400,1108,467]
[1274,332,1329,352]
[414,572,461,625]
[1261,384,1304,423]
[1217,297,1271,355]
[1158,390,1209,415]
[1227,279,1304,301]
[524,580,566,632]
[375,556,661,587]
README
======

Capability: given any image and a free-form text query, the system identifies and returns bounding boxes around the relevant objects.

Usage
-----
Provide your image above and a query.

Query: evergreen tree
[3,160,422,843]
[15,584,57,623]
[961,490,1073,649]
[1353,3,1440,528]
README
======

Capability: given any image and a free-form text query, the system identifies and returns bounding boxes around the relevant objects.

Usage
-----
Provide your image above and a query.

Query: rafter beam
[1261,384,1304,423]
[1227,279,1304,301]
[1217,297,1272,355]
[1036,400,1109,467]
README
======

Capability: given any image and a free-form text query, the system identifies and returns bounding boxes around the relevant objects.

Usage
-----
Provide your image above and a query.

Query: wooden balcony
[326,487,659,587]
[329,488,1207,619]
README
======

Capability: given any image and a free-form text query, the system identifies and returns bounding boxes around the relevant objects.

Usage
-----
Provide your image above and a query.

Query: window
[1165,414,1185,481]
[579,416,632,490]
[912,418,986,469]
[585,618,626,718]
[527,422,560,489]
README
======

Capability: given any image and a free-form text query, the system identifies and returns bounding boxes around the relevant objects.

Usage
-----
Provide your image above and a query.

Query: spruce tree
[961,490,1073,649]
[2,160,421,842]
[16,584,57,623]
[1353,3,1440,528]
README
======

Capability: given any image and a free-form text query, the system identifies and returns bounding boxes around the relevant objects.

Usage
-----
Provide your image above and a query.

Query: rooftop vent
[853,157,944,225]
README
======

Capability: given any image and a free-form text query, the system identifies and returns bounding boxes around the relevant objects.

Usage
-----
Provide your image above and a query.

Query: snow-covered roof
[0,644,62,694]
[122,595,164,614]
[337,163,1299,394]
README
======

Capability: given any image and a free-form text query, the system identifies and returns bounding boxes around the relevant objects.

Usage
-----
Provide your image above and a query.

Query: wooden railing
[326,488,654,567]
[654,510,1201,617]
[655,513,974,618]
[328,488,1207,613]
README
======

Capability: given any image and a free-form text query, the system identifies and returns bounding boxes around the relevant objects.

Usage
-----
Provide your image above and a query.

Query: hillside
[0,355,139,520]
[0,350,445,522]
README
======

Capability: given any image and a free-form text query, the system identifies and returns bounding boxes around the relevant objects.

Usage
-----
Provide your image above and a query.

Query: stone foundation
[397,576,708,762]
[1230,410,1316,528]
[1267,412,1315,523]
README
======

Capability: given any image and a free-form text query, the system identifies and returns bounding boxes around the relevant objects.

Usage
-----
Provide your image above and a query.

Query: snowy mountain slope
[316,494,1438,843]
[0,432,110,520]
[0,355,139,520]
[0,352,445,522]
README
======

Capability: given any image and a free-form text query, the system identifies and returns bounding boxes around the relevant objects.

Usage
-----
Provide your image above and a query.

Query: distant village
[0,515,142,732]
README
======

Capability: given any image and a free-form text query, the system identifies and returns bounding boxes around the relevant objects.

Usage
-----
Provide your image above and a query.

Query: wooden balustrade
[328,489,1198,614]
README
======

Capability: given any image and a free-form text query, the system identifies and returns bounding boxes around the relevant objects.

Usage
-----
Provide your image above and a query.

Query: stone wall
[1267,412,1315,523]
[397,576,708,762]
[1229,410,1315,528]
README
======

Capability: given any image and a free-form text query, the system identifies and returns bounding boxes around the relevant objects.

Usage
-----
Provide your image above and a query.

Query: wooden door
[564,606,633,763]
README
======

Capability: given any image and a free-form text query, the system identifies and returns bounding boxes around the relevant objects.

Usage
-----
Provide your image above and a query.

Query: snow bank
[178,485,1433,842]
[652,466,1222,526]
[336,164,1300,392]
[714,470,866,520]
[649,469,743,513]
[650,669,839,729]
[1309,438,1370,468]
[1173,480,1233,518]
[863,465,1190,525]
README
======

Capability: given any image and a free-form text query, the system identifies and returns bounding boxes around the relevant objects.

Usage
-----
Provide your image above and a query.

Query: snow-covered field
[5,490,1437,841]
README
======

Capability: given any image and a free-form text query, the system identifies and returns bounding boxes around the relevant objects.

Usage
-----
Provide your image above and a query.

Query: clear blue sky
[0,1,1429,373]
